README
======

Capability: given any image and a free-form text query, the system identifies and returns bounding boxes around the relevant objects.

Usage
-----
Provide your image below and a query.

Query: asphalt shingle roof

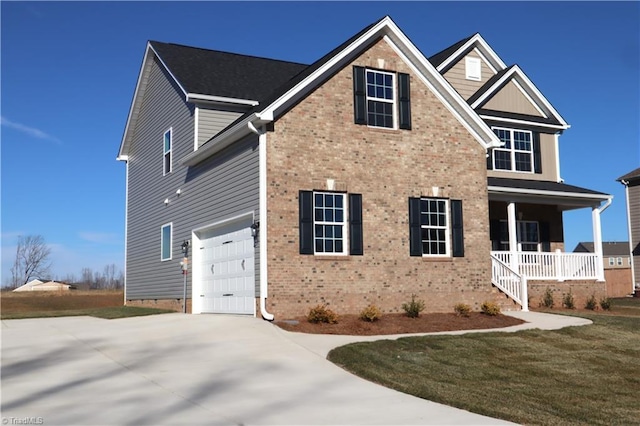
[427,34,475,68]
[488,177,609,196]
[573,241,630,256]
[617,167,640,183]
[149,41,309,102]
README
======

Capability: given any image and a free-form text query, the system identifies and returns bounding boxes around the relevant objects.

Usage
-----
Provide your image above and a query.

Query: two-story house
[117,16,611,318]
[618,167,640,295]
[574,241,633,297]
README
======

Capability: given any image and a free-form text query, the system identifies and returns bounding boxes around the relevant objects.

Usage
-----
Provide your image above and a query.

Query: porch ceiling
[488,177,611,211]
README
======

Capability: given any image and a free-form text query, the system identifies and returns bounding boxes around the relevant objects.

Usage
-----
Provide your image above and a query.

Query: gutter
[248,120,275,321]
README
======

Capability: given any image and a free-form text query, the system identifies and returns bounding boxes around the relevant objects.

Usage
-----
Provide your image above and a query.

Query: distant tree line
[5,234,123,290]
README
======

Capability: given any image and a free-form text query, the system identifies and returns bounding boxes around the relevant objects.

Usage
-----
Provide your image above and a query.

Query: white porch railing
[491,251,600,281]
[491,254,528,311]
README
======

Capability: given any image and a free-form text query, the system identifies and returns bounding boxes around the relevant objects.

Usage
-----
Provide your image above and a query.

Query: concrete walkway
[1,311,590,426]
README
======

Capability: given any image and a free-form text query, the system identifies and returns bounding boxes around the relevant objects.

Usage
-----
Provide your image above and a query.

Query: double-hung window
[353,66,411,130]
[299,191,363,256]
[409,197,464,257]
[491,127,533,172]
[161,223,172,261]
[498,220,540,252]
[608,257,615,266]
[163,128,172,175]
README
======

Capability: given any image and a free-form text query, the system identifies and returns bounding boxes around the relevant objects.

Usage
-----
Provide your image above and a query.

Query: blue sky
[1,1,639,281]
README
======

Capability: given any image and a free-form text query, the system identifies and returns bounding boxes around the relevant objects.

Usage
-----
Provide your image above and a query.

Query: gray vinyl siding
[629,183,640,286]
[443,51,496,100]
[126,54,260,300]
[197,107,243,148]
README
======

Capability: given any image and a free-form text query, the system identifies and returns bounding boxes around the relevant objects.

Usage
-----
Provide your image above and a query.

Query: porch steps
[490,253,529,311]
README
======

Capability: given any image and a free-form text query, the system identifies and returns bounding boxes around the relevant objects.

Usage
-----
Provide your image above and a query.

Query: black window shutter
[353,66,366,125]
[533,132,542,174]
[539,221,551,252]
[486,151,494,170]
[299,191,314,254]
[408,198,422,256]
[490,219,501,251]
[451,200,464,257]
[398,73,411,130]
[349,194,363,255]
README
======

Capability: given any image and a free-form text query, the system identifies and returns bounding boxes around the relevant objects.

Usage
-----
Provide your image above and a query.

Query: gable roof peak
[431,32,507,74]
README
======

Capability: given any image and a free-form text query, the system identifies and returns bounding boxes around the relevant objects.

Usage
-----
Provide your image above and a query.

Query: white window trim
[163,128,172,176]
[465,56,482,81]
[365,69,397,130]
[313,191,348,256]
[420,197,451,257]
[617,257,623,266]
[161,222,173,261]
[492,126,534,174]
[608,257,615,266]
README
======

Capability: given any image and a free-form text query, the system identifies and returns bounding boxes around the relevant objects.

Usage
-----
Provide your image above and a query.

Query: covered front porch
[487,177,612,310]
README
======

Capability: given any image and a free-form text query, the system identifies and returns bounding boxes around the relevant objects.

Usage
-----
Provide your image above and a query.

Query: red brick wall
[265,39,497,318]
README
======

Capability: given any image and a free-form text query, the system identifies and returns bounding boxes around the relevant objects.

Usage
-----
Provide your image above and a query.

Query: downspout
[122,159,129,305]
[248,121,275,320]
[593,197,613,282]
[621,180,636,294]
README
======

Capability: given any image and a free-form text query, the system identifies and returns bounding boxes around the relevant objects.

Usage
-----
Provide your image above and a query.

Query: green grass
[328,304,640,425]
[1,306,175,320]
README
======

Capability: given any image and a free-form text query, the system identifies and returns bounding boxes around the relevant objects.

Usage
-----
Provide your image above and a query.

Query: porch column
[507,202,518,272]
[592,206,605,281]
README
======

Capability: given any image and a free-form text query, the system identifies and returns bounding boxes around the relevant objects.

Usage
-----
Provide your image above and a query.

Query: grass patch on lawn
[328,306,640,425]
[1,290,174,319]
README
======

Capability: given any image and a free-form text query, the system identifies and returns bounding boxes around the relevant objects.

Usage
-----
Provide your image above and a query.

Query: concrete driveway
[0,313,554,425]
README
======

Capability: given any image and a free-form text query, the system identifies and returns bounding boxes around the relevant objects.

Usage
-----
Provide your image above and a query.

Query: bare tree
[103,264,117,289]
[80,267,94,287]
[10,235,52,287]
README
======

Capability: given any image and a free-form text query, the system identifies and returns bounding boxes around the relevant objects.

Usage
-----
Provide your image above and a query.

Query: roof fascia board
[488,185,611,201]
[383,34,500,149]
[471,66,569,128]
[473,47,498,74]
[118,43,190,161]
[186,93,259,106]
[479,114,567,130]
[118,43,154,161]
[436,34,507,73]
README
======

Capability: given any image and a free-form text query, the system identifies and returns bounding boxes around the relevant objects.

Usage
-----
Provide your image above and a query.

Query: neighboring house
[13,279,73,292]
[617,167,640,295]
[117,16,611,318]
[573,242,632,297]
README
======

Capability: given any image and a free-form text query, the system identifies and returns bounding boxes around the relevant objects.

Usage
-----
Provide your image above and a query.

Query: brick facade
[126,298,191,313]
[264,39,498,318]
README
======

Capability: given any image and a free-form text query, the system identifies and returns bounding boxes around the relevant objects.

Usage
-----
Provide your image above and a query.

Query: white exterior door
[196,218,255,314]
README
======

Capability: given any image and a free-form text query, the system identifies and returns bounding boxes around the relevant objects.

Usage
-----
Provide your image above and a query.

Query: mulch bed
[274,312,525,336]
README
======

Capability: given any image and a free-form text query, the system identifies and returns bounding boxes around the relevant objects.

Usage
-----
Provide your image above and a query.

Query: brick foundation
[528,280,606,309]
[126,298,191,313]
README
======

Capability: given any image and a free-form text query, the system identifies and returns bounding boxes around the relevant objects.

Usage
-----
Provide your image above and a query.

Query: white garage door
[197,219,255,314]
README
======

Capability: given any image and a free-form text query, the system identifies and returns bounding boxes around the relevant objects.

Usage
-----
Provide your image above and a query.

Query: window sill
[420,256,454,262]
[314,255,352,261]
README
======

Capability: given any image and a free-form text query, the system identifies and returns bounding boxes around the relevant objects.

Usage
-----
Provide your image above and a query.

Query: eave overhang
[181,16,502,167]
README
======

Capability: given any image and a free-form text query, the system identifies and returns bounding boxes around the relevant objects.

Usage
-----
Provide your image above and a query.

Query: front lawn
[328,299,640,425]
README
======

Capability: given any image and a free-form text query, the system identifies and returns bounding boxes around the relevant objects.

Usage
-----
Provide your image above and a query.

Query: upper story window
[617,257,623,266]
[366,70,395,128]
[465,57,482,81]
[163,128,172,175]
[609,257,615,266]
[491,127,533,173]
[353,66,411,130]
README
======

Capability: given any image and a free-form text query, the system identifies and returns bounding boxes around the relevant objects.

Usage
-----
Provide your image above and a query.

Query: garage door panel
[196,219,255,315]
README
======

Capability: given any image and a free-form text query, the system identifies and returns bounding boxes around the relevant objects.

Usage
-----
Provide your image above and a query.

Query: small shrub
[481,301,501,316]
[359,304,382,322]
[307,304,338,324]
[562,292,575,309]
[454,303,471,317]
[585,294,598,310]
[540,287,554,308]
[600,297,612,311]
[402,294,425,318]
